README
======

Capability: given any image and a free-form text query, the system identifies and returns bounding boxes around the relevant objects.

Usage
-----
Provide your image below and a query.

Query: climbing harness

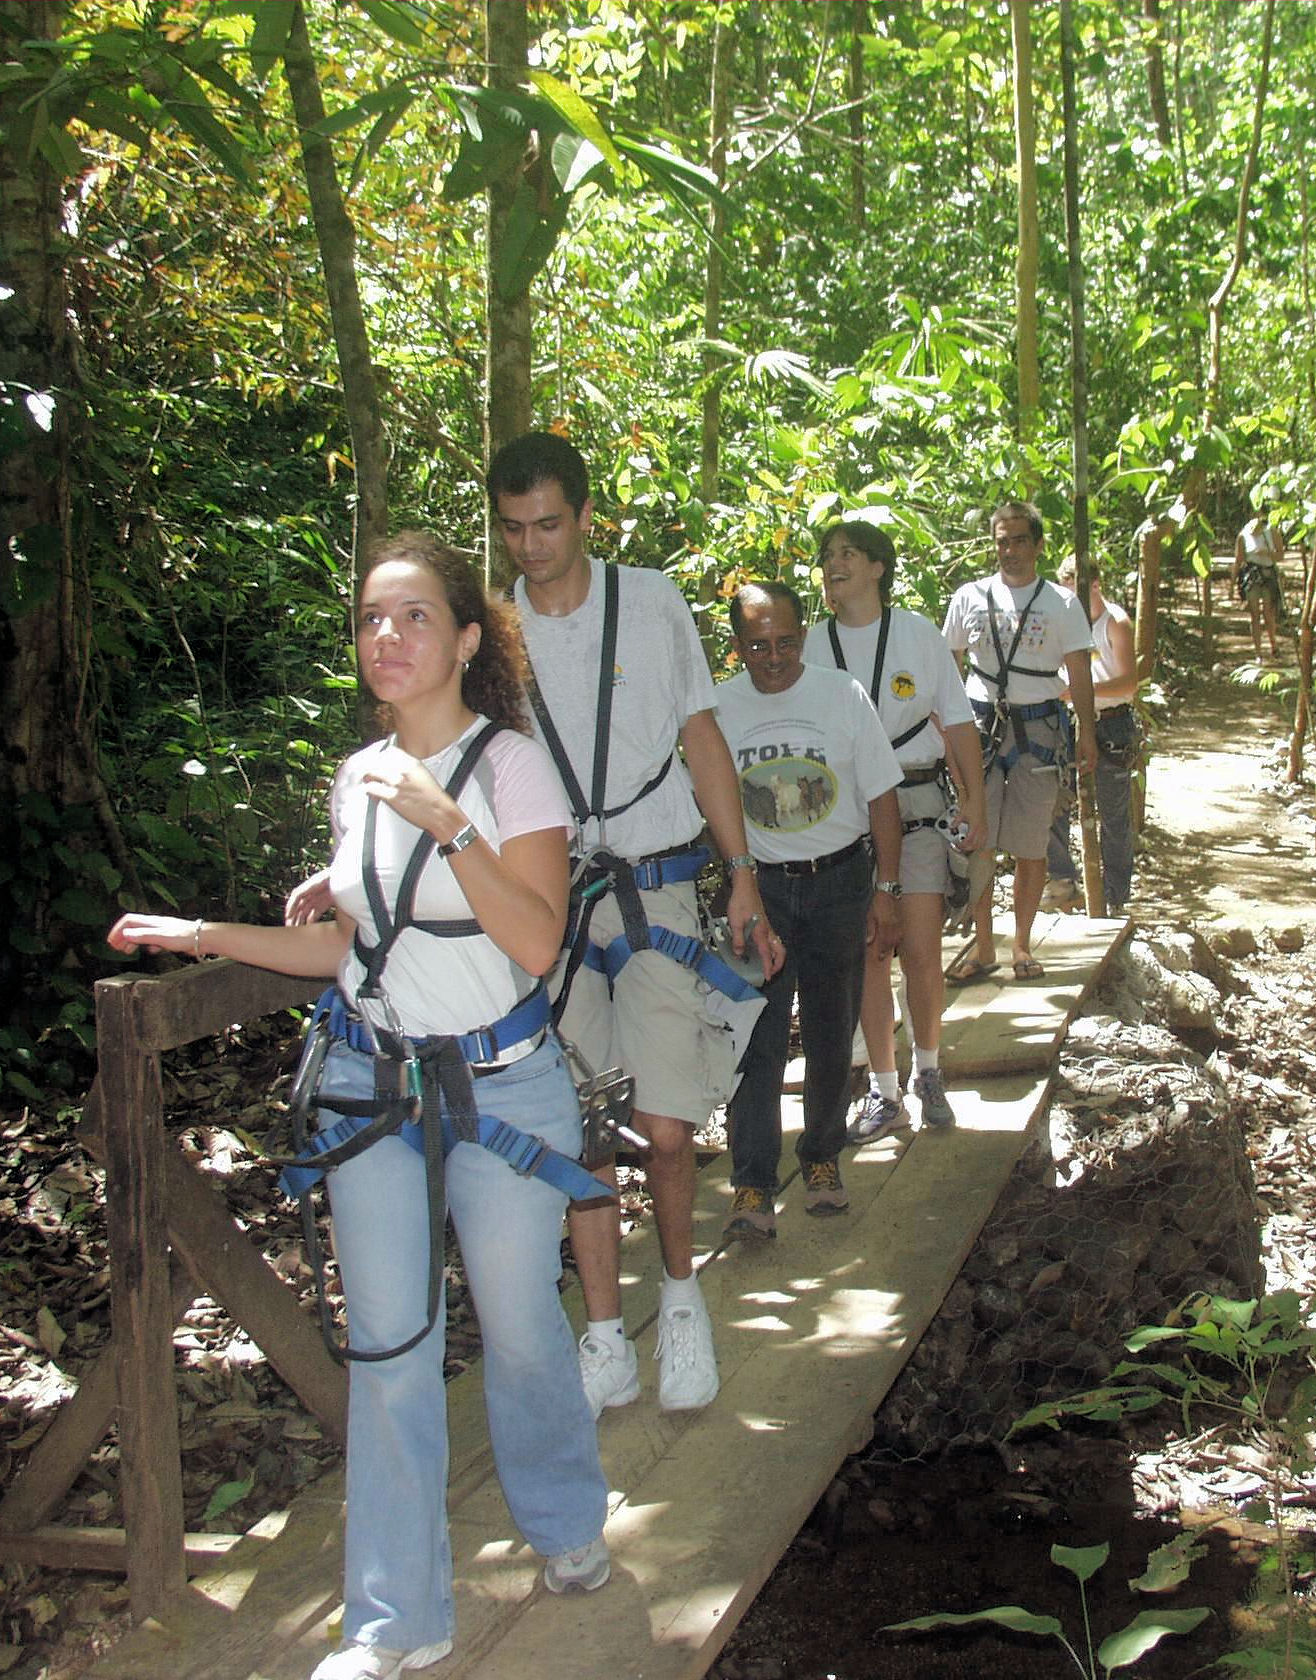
[826,613,934,754]
[967,579,1067,775]
[271,720,608,1365]
[523,565,763,1057]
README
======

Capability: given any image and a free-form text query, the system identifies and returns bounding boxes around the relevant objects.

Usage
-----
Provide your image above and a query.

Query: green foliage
[884,1539,1210,1677]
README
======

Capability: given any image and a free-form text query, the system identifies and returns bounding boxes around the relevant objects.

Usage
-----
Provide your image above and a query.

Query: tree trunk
[1059,0,1103,915]
[484,0,532,586]
[0,0,139,1027]
[1142,0,1173,150]
[699,16,732,505]
[1010,0,1040,460]
[849,0,868,231]
[282,3,389,564]
[1288,543,1315,783]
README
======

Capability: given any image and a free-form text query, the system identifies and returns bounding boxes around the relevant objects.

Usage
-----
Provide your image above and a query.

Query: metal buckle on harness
[559,1036,646,1167]
[355,991,422,1119]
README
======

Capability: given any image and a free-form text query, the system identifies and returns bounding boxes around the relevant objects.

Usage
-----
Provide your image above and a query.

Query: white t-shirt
[329,720,570,1040]
[1239,520,1281,567]
[515,559,712,859]
[942,574,1093,705]
[1091,599,1132,712]
[713,665,902,866]
[803,607,974,769]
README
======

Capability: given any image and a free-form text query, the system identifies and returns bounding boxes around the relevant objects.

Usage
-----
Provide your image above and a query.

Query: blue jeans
[727,846,870,1190]
[319,1035,607,1651]
[1047,749,1135,908]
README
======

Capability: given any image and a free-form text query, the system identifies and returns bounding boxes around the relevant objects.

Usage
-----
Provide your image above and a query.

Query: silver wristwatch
[873,879,903,898]
[441,822,479,856]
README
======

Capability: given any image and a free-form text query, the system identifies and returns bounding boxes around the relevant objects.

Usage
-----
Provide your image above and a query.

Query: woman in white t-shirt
[109,536,608,1680]
[1233,506,1284,661]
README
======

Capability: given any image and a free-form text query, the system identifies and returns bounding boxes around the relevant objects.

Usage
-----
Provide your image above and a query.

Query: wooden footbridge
[1,912,1133,1680]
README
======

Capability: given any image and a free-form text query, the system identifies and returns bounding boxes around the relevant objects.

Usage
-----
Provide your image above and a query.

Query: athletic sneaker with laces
[654,1292,719,1411]
[723,1185,776,1239]
[846,1089,910,1143]
[543,1533,611,1595]
[912,1066,955,1128]
[802,1157,849,1215]
[577,1331,640,1421]
[309,1638,453,1679]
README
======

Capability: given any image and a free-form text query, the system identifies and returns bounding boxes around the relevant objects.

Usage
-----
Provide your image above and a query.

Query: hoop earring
[461,660,470,673]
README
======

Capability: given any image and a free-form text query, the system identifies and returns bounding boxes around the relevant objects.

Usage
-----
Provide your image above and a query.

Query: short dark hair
[818,519,896,606]
[990,499,1044,543]
[486,431,591,517]
[730,580,805,636]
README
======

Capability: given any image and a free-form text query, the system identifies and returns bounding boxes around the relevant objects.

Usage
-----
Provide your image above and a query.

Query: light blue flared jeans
[319,1034,607,1651]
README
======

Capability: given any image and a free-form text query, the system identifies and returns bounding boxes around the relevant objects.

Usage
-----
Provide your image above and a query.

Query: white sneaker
[310,1639,452,1679]
[655,1291,718,1411]
[543,1532,611,1594]
[577,1332,640,1420]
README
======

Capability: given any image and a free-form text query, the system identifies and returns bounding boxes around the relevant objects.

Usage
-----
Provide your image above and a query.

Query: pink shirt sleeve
[489,729,573,843]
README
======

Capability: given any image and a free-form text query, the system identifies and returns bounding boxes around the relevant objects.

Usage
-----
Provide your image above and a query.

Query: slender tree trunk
[1010,0,1040,460]
[1060,0,1103,915]
[1288,544,1315,783]
[1142,0,1173,150]
[282,2,389,562]
[849,0,868,231]
[484,0,532,585]
[699,16,732,505]
[1175,0,1274,664]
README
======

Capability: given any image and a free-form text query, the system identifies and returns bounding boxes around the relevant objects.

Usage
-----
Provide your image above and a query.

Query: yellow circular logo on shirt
[890,671,917,700]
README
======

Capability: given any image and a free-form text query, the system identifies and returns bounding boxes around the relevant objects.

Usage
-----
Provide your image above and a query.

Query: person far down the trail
[717,581,904,1243]
[941,499,1096,986]
[805,520,987,1138]
[110,536,612,1680]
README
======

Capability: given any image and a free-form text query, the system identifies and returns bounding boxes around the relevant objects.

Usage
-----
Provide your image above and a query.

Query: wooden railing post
[96,975,188,1619]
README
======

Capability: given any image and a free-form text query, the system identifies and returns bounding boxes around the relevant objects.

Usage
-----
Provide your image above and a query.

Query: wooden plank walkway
[85,911,1131,1680]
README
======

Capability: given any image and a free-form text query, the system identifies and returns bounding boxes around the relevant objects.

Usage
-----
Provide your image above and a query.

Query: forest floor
[2,584,1314,1680]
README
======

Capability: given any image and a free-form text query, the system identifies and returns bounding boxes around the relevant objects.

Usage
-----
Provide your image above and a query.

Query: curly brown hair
[359,531,531,733]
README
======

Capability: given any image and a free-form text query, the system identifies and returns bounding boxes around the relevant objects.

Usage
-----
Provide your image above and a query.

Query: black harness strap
[826,611,929,751]
[968,578,1049,765]
[525,565,673,830]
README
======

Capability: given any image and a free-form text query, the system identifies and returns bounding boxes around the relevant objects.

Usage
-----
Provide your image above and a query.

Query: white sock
[661,1269,701,1307]
[914,1046,939,1073]
[869,1069,900,1100]
[586,1317,626,1349]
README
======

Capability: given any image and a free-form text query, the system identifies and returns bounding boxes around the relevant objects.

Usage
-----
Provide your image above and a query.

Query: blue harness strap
[971,696,1064,773]
[277,983,602,1206]
[582,922,763,1003]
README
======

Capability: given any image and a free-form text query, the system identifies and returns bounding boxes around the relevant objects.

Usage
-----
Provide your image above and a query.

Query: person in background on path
[1233,504,1285,662]
[487,432,780,1419]
[113,538,611,1680]
[942,500,1096,983]
[716,581,903,1241]
[804,520,987,1137]
[1044,552,1139,917]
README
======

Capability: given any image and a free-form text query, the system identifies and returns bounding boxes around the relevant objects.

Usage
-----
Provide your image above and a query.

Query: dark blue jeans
[727,846,870,1191]
[1047,744,1136,909]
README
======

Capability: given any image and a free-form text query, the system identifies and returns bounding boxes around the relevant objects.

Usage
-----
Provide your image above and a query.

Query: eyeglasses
[743,637,801,657]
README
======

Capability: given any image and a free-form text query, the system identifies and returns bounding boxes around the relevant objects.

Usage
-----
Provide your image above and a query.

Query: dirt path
[1131,585,1313,930]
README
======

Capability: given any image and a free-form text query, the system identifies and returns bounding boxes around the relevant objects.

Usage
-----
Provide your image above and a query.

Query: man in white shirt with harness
[488,432,779,1418]
[942,500,1096,982]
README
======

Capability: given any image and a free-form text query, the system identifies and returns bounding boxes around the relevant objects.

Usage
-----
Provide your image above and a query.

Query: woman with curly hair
[109,534,609,1679]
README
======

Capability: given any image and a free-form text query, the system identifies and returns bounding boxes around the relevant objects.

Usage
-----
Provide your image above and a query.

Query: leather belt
[759,836,867,878]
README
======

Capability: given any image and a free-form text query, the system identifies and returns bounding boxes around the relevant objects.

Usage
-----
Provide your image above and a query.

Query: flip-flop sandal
[1012,957,1045,980]
[946,957,1000,987]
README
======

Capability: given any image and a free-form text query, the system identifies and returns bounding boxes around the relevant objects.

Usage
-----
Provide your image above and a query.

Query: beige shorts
[985,714,1064,860]
[552,878,739,1126]
[897,780,952,897]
